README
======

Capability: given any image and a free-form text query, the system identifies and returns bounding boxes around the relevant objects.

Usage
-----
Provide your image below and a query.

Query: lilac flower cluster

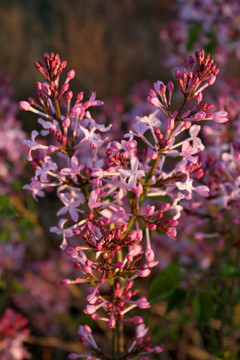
[0,308,31,360]
[160,0,240,67]
[20,50,227,359]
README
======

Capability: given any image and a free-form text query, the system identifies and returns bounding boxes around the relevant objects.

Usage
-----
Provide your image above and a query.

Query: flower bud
[19,101,31,111]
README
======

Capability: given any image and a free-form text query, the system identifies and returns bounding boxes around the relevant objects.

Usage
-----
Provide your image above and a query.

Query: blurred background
[0,0,173,102]
[2,1,240,360]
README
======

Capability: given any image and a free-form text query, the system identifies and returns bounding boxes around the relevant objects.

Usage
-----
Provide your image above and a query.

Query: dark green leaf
[167,288,187,313]
[192,291,213,324]
[149,264,183,303]
[10,281,27,293]
[220,264,239,278]
[0,195,17,218]
[187,24,202,51]
[204,30,218,53]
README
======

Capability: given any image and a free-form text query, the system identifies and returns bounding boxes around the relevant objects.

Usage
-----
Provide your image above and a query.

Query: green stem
[77,175,90,201]
[176,98,187,120]
[139,151,163,205]
[54,99,64,133]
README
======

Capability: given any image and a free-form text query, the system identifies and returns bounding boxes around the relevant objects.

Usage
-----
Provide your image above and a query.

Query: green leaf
[0,279,6,289]
[151,195,172,204]
[192,291,213,324]
[10,281,26,293]
[204,30,218,53]
[220,264,239,278]
[0,228,11,242]
[167,288,187,313]
[187,24,202,51]
[149,264,183,303]
[0,195,17,218]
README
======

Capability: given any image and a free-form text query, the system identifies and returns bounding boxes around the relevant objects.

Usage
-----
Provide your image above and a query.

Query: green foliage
[187,24,201,51]
[167,288,187,313]
[0,195,17,218]
[187,24,217,53]
[220,264,239,278]
[149,264,183,303]
[192,291,213,324]
[204,30,217,53]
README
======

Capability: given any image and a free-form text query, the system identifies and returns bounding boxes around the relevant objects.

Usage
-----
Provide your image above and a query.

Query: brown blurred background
[0,0,173,102]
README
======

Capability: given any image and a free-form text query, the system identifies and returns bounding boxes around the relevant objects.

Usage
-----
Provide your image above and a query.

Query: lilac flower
[0,308,31,360]
[60,155,84,176]
[20,50,228,359]
[118,157,145,188]
[50,218,73,249]
[35,156,58,182]
[23,130,48,161]
[38,118,59,136]
[57,191,85,222]
[23,178,48,200]
[181,140,198,164]
[212,110,228,123]
[78,324,100,351]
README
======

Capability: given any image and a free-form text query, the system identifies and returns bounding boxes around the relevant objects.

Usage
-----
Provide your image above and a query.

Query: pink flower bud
[61,83,69,92]
[166,227,177,238]
[84,305,96,314]
[19,101,31,111]
[175,69,181,79]
[134,183,143,197]
[136,337,143,345]
[108,317,116,329]
[67,69,75,80]
[192,76,199,85]
[161,203,170,212]
[138,269,151,277]
[66,91,73,100]
[182,110,191,119]
[145,249,155,262]
[87,293,98,304]
[37,82,43,91]
[48,145,56,153]
[195,92,203,104]
[60,136,67,144]
[154,346,163,353]
[135,229,143,241]
[146,204,155,216]
[212,110,228,123]
[62,116,71,128]
[207,75,216,85]
[194,111,206,121]
[168,81,174,92]
[132,316,143,324]
[184,121,192,129]
[149,223,157,231]
[77,92,84,101]
[136,297,151,309]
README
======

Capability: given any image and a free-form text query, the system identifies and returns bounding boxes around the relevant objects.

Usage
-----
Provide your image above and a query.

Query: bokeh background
[0,0,172,102]
[3,1,240,360]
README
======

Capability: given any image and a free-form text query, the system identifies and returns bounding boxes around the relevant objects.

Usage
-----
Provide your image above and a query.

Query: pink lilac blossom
[20,50,227,359]
[12,252,72,335]
[160,0,240,67]
[0,308,31,360]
